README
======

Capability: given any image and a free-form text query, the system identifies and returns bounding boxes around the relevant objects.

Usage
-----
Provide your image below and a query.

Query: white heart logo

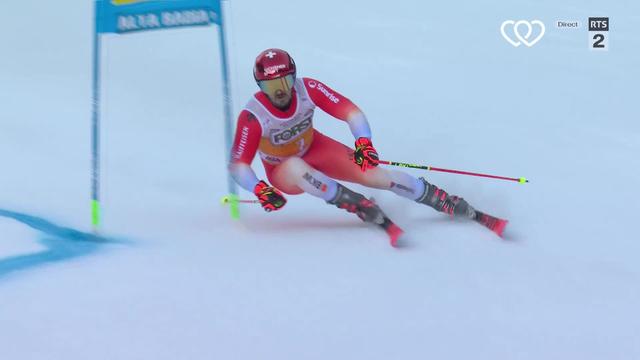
[500,20,520,47]
[501,20,545,47]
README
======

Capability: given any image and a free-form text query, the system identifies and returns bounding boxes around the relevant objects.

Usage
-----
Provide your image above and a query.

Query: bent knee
[279,156,313,178]
[268,157,312,195]
[266,172,304,195]
[274,184,304,195]
[358,167,392,189]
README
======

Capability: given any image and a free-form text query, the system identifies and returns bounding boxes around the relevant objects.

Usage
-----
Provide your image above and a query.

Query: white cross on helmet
[254,49,296,82]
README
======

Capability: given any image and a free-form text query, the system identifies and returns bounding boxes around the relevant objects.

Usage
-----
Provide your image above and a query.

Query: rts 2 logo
[588,17,609,51]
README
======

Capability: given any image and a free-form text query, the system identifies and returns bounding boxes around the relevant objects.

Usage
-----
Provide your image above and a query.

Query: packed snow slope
[1,0,639,359]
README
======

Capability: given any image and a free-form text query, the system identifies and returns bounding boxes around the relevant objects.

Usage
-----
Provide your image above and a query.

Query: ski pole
[378,160,529,184]
[220,195,260,205]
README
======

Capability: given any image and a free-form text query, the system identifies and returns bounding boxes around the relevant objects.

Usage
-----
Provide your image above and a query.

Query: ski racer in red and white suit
[229,49,479,236]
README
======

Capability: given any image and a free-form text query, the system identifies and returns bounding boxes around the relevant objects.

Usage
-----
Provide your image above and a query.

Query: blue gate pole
[217,3,239,219]
[91,1,102,230]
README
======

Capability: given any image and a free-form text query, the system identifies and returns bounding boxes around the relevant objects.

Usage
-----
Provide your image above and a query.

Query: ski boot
[416,177,476,219]
[416,177,508,237]
[328,184,403,246]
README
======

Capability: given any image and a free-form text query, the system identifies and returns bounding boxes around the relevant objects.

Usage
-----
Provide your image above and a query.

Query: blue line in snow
[0,209,128,280]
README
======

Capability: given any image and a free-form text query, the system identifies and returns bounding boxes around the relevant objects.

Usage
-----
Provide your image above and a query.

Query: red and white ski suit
[229,77,423,200]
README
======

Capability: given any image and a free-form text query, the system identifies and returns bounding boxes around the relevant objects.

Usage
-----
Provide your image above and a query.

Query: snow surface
[1,0,640,359]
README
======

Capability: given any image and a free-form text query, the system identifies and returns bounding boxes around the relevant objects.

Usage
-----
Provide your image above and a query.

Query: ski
[473,210,508,238]
[379,216,404,247]
[366,198,404,247]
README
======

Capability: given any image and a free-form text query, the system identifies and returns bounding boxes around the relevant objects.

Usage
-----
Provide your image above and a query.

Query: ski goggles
[257,74,295,98]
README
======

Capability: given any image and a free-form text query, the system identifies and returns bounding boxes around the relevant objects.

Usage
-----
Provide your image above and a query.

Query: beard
[268,91,293,110]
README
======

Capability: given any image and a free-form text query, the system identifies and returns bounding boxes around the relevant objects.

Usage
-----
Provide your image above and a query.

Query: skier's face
[258,74,294,109]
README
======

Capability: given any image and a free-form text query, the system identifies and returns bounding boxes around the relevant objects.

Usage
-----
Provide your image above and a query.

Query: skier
[228,48,506,245]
